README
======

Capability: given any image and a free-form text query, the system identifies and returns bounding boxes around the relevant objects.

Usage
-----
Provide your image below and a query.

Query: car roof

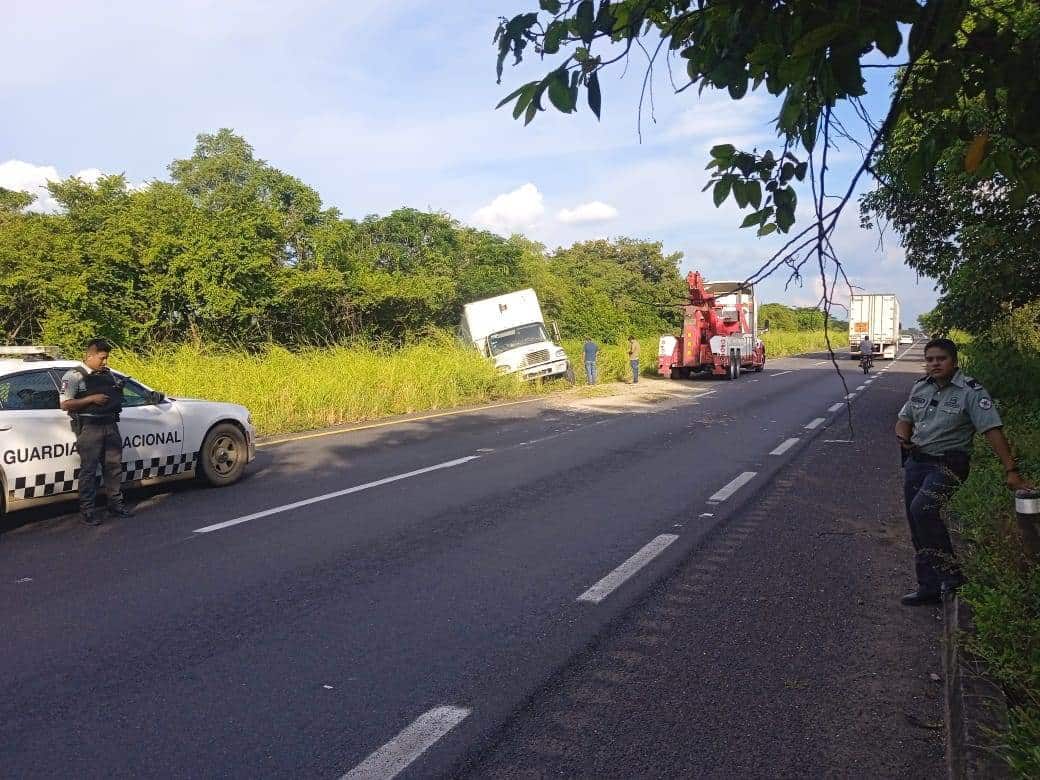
[0,359,83,378]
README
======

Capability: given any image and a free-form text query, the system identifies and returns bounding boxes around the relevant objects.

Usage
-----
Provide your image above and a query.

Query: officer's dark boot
[80,511,103,527]
[900,588,941,606]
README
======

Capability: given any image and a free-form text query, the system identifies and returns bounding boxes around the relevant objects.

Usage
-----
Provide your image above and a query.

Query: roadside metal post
[1015,489,1040,562]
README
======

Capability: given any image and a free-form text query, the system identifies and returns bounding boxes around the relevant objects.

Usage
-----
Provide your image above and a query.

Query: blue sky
[1,1,936,324]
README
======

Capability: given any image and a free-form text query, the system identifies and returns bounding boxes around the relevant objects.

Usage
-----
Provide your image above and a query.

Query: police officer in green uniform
[895,338,1032,605]
[59,339,134,526]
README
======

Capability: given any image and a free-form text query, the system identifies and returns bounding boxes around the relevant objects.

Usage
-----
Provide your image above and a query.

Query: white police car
[0,346,255,516]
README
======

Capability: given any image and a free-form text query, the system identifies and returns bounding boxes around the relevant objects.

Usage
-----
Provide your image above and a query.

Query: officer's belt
[909,450,968,464]
[78,413,119,426]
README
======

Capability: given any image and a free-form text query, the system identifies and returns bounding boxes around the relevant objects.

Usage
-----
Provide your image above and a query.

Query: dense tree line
[0,130,700,351]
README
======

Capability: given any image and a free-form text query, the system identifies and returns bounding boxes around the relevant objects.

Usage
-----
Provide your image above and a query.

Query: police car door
[0,369,79,504]
[112,375,186,483]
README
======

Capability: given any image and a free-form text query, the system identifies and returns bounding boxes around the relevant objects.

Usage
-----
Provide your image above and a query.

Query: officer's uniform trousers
[77,421,124,513]
[903,451,969,590]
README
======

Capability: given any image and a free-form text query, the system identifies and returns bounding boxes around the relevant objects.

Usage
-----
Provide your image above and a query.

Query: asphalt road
[1,348,919,778]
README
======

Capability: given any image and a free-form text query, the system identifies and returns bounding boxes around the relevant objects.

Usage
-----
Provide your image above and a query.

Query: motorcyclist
[859,335,874,365]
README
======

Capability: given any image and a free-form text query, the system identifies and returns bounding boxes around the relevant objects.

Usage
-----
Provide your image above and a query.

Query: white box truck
[849,293,901,359]
[460,289,572,381]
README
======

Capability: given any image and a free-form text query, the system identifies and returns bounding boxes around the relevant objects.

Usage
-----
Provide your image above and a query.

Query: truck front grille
[521,349,550,367]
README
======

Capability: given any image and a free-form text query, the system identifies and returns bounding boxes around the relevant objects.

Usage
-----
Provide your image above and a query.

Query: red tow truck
[658,271,766,380]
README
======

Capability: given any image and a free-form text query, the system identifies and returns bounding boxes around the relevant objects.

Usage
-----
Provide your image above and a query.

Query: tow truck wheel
[199,422,247,487]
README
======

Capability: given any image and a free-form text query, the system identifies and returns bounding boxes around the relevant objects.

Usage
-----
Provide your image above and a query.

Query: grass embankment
[949,314,1040,777]
[113,329,839,437]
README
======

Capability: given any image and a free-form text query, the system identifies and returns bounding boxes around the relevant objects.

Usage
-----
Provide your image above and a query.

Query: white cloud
[73,167,105,185]
[557,200,619,224]
[0,160,143,212]
[0,160,63,212]
[471,183,545,233]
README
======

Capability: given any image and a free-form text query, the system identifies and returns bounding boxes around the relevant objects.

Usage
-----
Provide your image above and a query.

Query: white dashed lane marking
[577,534,679,604]
[708,471,758,502]
[804,417,826,430]
[341,706,471,779]
[770,370,793,377]
[770,438,800,456]
[194,456,480,533]
[828,403,844,413]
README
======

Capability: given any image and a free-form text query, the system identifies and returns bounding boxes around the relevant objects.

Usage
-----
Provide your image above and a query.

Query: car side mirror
[149,390,166,405]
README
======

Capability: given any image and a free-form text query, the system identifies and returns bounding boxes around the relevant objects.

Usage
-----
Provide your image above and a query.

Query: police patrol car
[0,346,255,516]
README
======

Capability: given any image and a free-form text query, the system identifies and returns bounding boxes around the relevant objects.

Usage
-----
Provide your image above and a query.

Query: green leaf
[543,22,565,54]
[874,19,902,57]
[576,0,595,43]
[710,144,735,160]
[587,70,602,119]
[524,98,539,126]
[539,0,561,12]
[713,177,732,207]
[746,180,762,209]
[794,162,808,181]
[595,2,615,34]
[740,207,772,229]
[511,84,535,120]
[732,179,749,208]
[740,211,761,228]
[792,22,853,58]
[547,70,574,113]
[496,81,535,110]
[779,94,802,133]
[757,222,778,237]
[830,47,865,97]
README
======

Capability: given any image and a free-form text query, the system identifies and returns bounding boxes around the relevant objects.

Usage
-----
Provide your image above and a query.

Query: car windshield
[487,323,549,355]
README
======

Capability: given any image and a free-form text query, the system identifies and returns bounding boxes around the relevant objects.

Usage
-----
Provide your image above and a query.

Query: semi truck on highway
[848,293,901,360]
[459,289,572,381]
[657,271,765,380]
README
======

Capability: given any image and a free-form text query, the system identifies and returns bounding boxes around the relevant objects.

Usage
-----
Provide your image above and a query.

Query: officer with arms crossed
[895,338,1032,605]
[59,339,134,526]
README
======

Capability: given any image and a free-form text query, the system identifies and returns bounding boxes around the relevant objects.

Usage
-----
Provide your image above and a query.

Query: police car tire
[199,423,247,487]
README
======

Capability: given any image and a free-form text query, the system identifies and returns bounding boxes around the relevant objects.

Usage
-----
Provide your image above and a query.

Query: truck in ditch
[459,289,572,381]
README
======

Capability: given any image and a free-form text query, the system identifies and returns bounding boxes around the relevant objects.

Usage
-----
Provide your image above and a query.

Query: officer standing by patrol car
[59,339,134,526]
[895,338,1032,605]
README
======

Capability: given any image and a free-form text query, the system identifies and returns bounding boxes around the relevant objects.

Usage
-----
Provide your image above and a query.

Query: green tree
[493,1,1040,315]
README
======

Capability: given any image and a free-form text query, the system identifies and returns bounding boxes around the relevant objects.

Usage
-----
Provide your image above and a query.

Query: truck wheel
[670,367,681,380]
[199,422,248,487]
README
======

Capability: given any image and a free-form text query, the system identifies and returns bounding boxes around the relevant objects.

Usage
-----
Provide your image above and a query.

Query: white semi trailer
[849,293,901,360]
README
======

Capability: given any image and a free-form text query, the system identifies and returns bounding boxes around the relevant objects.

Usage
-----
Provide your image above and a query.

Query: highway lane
[0,349,909,777]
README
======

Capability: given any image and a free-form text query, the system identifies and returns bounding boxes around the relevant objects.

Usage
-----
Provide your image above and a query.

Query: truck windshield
[488,323,549,355]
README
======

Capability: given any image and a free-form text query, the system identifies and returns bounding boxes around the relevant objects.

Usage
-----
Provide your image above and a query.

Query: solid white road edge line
[577,534,679,604]
[846,392,857,400]
[770,370,793,377]
[341,706,471,780]
[804,417,826,430]
[770,437,800,456]
[194,456,480,533]
[828,403,845,413]
[708,471,758,502]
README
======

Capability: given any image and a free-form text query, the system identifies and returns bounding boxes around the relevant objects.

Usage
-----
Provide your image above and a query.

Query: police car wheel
[199,423,247,487]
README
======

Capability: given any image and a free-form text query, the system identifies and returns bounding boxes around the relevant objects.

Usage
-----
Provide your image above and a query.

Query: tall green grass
[112,329,836,437]
[949,308,1040,777]
[113,336,541,436]
[761,328,847,358]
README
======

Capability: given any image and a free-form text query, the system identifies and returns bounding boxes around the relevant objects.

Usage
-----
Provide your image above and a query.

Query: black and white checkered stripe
[9,451,199,500]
